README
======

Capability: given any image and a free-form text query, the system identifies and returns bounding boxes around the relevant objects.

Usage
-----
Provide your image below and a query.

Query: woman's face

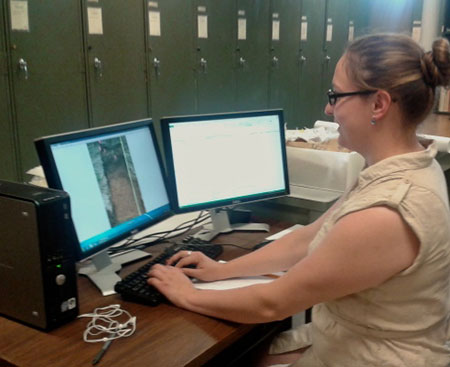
[324,55,373,152]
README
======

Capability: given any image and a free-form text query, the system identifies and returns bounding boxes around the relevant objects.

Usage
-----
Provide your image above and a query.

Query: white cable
[78,304,137,343]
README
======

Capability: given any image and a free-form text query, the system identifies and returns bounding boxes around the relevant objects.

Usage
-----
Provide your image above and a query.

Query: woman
[148,34,450,366]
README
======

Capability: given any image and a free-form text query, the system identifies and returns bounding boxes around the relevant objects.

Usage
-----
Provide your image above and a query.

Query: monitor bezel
[161,109,290,214]
[35,119,173,261]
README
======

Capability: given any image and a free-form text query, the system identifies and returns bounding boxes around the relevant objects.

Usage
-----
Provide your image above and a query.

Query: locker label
[272,20,280,41]
[87,7,103,35]
[149,11,161,36]
[300,18,308,41]
[238,18,247,40]
[238,10,245,16]
[198,15,208,39]
[10,0,29,32]
[326,19,333,42]
[348,21,354,42]
[148,1,158,8]
[412,20,421,43]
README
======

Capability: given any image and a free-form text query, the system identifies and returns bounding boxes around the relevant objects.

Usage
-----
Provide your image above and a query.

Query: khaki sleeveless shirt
[271,143,450,367]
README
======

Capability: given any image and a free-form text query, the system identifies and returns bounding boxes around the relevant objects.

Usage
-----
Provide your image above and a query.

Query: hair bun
[421,38,450,88]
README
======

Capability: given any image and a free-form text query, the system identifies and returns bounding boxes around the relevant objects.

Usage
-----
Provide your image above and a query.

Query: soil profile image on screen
[35,119,173,296]
[87,136,145,227]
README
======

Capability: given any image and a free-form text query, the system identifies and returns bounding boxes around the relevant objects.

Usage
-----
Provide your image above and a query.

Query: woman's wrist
[214,260,232,280]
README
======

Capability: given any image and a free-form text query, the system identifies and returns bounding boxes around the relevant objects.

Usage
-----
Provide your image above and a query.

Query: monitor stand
[77,249,152,296]
[192,208,269,242]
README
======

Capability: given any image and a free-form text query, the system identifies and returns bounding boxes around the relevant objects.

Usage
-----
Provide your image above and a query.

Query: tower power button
[55,274,66,286]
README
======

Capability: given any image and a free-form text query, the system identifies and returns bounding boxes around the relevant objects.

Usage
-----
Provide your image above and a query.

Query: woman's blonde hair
[344,33,450,125]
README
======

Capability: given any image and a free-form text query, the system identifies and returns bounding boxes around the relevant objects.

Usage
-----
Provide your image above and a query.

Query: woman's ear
[372,90,392,121]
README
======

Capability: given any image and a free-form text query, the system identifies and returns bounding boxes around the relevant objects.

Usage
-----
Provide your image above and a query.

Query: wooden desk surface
[0,221,290,367]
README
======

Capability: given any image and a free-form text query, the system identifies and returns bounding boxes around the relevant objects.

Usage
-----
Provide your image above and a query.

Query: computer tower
[0,180,79,330]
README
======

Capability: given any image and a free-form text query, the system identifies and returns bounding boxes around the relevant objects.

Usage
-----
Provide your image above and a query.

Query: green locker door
[268,0,302,128]
[146,0,196,141]
[195,2,236,114]
[368,0,423,34]
[321,0,350,115]
[83,0,148,127]
[349,0,423,41]
[411,0,424,39]
[297,0,326,127]
[0,1,17,180]
[348,0,370,38]
[7,0,88,178]
[235,0,271,111]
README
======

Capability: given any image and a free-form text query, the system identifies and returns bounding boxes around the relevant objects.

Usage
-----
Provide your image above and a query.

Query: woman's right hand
[165,250,225,282]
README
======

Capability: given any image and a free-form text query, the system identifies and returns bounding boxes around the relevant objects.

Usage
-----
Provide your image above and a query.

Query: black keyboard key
[114,242,223,306]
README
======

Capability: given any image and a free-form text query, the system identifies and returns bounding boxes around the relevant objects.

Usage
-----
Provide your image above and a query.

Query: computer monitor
[161,109,289,241]
[35,119,172,295]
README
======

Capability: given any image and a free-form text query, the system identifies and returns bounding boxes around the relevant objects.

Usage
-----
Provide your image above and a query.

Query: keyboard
[114,241,223,306]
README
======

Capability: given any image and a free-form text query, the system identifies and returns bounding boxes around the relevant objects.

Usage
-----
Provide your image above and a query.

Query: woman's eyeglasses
[327,89,376,106]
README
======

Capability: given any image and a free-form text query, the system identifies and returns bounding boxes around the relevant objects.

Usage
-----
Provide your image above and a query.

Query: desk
[0,221,291,367]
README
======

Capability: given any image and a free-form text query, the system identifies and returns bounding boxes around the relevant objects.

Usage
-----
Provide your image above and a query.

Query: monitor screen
[161,109,289,240]
[35,119,172,295]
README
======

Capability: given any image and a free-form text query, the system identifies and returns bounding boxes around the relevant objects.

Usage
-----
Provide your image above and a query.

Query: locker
[195,1,236,114]
[348,0,370,38]
[82,0,148,126]
[445,0,450,35]
[0,1,17,180]
[6,0,88,178]
[146,0,196,142]
[297,0,326,127]
[235,0,271,111]
[268,0,302,128]
[320,0,351,112]
[367,0,423,34]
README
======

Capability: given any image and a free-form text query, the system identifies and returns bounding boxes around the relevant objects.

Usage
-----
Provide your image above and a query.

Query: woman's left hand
[147,264,197,307]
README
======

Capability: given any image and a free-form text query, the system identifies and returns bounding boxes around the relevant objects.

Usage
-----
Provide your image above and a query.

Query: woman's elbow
[256,291,291,322]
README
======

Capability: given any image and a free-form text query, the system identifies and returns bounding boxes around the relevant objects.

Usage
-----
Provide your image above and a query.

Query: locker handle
[239,57,246,67]
[324,55,331,63]
[18,58,29,80]
[300,56,306,64]
[94,57,103,77]
[153,57,161,76]
[272,56,279,67]
[200,57,207,73]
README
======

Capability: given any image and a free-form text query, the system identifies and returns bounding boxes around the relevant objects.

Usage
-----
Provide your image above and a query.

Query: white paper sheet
[198,15,208,39]
[10,0,29,31]
[272,20,280,41]
[149,10,161,36]
[193,275,277,290]
[300,20,308,41]
[238,18,246,40]
[87,7,103,35]
[265,224,303,240]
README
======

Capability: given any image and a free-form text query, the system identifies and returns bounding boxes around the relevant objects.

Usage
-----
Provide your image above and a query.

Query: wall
[0,0,426,182]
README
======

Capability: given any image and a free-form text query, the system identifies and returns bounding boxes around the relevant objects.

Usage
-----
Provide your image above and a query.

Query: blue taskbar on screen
[79,203,171,254]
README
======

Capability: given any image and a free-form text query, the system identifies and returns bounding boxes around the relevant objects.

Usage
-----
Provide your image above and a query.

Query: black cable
[108,211,210,255]
[135,211,210,244]
[219,243,253,251]
[113,211,209,249]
